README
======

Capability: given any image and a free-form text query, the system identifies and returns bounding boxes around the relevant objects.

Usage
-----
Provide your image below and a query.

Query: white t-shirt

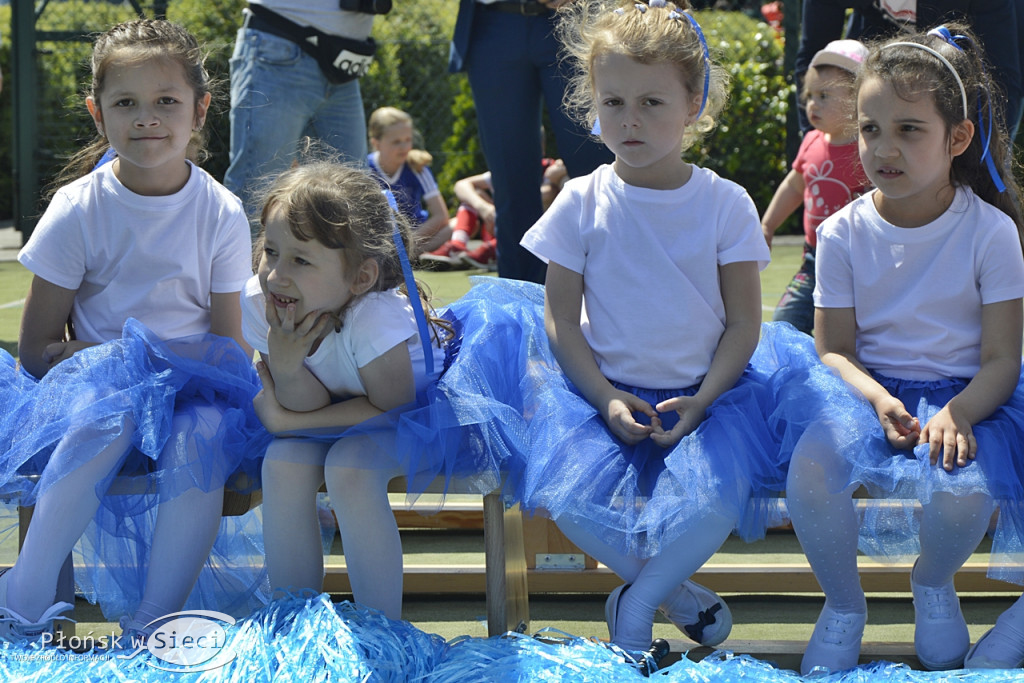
[521,164,769,389]
[814,188,1024,380]
[19,161,252,343]
[241,276,443,398]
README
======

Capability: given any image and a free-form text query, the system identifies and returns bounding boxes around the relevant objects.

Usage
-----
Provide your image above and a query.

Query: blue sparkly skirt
[0,318,269,618]
[437,277,787,559]
[756,321,1024,585]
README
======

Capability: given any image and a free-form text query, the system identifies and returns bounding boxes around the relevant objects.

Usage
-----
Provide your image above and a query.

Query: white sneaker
[801,604,866,675]
[964,596,1024,669]
[658,580,732,646]
[911,565,969,670]
[0,568,74,644]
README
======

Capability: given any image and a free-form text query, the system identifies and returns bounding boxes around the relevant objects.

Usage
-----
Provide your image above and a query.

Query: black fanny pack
[246,4,376,84]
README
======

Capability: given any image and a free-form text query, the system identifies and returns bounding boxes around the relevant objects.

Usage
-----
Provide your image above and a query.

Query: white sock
[787,423,867,615]
[557,511,735,651]
[326,435,403,620]
[915,491,994,587]
[133,407,228,621]
[9,422,134,622]
[261,439,329,598]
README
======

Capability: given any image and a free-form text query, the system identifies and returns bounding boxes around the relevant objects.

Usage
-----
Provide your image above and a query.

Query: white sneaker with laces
[801,604,866,675]
[911,565,969,670]
[0,569,75,644]
[658,580,732,646]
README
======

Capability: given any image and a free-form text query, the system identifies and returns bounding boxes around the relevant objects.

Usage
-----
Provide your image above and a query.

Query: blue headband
[925,26,1006,193]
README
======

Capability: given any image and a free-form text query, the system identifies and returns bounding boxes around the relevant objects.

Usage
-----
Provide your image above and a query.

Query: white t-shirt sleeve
[17,190,87,291]
[240,276,270,355]
[348,292,419,368]
[978,218,1024,305]
[716,187,770,270]
[520,183,586,272]
[210,196,255,294]
[813,214,855,308]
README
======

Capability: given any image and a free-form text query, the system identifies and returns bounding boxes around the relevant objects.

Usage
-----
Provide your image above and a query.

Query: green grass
[0,244,804,360]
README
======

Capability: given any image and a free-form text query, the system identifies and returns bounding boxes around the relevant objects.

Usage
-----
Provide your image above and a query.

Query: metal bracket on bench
[535,553,586,570]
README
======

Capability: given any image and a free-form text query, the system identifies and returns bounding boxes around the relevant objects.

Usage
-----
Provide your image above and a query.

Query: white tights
[9,408,225,625]
[787,423,995,614]
[262,435,404,620]
[557,511,735,651]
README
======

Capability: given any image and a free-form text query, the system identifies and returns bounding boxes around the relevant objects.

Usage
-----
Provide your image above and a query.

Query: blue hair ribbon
[384,189,435,376]
[927,25,1006,192]
[673,9,710,118]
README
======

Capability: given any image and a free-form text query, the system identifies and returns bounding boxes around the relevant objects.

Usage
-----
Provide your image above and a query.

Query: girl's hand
[253,361,290,434]
[42,340,97,369]
[265,296,332,373]
[650,395,711,448]
[921,403,977,471]
[875,395,921,450]
[601,390,657,445]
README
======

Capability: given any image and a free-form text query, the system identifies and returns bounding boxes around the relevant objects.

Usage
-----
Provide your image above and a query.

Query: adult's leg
[261,439,329,598]
[537,35,612,183]
[7,422,135,622]
[465,11,546,283]
[325,434,403,619]
[224,27,325,220]
[310,79,368,166]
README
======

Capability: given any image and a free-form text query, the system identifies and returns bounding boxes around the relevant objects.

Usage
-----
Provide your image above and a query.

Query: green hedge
[1,1,793,229]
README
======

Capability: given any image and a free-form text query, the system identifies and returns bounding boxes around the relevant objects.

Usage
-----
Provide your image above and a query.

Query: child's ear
[351,257,379,295]
[86,96,104,137]
[193,92,212,131]
[950,119,975,158]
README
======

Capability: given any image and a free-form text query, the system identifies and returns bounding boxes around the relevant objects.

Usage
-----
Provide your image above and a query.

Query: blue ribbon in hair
[384,188,435,375]
[928,25,1006,193]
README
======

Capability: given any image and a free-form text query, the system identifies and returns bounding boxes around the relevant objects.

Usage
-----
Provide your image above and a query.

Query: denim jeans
[772,245,816,335]
[224,27,368,223]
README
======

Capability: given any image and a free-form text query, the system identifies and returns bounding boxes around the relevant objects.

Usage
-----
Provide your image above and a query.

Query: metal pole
[11,0,38,241]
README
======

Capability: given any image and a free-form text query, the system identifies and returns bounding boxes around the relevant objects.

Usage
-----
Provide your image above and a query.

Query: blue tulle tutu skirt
[435,277,787,559]
[244,286,528,502]
[756,322,1024,585]
[0,319,269,618]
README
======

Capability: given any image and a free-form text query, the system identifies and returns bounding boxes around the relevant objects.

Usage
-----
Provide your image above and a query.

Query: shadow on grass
[0,340,14,357]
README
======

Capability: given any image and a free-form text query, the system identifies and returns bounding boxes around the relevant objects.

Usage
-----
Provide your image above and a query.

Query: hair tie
[384,189,435,375]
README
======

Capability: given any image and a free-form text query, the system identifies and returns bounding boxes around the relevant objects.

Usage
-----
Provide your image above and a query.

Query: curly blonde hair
[558,0,728,153]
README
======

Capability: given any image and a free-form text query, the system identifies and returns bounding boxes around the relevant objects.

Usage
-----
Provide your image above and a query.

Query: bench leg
[18,505,76,637]
[483,492,529,637]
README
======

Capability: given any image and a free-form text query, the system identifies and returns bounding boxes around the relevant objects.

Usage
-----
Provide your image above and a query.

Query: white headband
[883,41,968,119]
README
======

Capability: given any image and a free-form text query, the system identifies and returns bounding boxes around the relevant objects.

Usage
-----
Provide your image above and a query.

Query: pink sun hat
[809,39,869,74]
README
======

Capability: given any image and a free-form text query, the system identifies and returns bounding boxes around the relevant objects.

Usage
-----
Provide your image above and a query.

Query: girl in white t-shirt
[244,161,499,620]
[434,0,782,663]
[0,20,261,642]
[771,24,1024,674]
